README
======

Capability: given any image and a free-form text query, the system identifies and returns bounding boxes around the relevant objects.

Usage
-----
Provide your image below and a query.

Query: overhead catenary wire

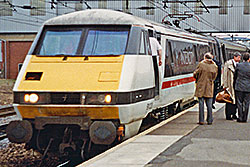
[0,14,44,24]
[180,2,222,31]
[148,0,222,31]
[2,0,48,22]
[0,17,42,27]
[2,9,45,23]
[146,0,199,31]
[0,0,83,29]
[162,0,221,31]
[0,0,73,25]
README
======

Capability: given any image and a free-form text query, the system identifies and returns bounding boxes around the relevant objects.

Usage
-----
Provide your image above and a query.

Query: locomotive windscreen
[34,26,130,56]
[38,30,82,56]
[82,30,128,56]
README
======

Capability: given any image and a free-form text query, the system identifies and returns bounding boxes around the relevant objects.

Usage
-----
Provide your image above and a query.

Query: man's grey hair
[233,51,241,57]
[204,52,213,59]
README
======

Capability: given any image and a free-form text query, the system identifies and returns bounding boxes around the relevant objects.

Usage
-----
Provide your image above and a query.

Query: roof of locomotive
[43,9,214,42]
[44,9,149,26]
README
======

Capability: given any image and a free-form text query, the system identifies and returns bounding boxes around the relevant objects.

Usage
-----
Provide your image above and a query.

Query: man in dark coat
[234,53,250,123]
[194,52,218,125]
[212,57,222,109]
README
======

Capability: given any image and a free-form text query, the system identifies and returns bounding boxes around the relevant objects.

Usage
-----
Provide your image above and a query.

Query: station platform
[78,103,250,167]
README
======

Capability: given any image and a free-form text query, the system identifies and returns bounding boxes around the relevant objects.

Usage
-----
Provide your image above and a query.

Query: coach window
[198,44,210,60]
[196,44,204,61]
[193,45,198,63]
[209,42,214,55]
[164,40,173,77]
[139,31,146,55]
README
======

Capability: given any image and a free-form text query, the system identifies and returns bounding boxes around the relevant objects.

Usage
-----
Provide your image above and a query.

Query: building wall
[0,41,4,78]
[0,33,35,79]
[7,41,32,79]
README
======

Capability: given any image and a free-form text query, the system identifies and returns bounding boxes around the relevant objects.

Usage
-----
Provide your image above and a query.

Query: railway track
[0,105,15,140]
[0,123,8,140]
[0,105,15,118]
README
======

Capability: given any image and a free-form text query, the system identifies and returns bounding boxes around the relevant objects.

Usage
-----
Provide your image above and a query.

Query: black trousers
[235,91,250,122]
[225,102,237,120]
[212,81,220,104]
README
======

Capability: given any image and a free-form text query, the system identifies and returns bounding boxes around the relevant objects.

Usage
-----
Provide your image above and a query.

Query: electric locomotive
[6,9,248,158]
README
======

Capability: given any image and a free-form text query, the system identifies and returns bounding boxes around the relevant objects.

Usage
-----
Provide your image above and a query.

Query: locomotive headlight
[14,92,50,104]
[86,94,114,105]
[23,93,39,103]
[98,94,112,103]
[29,93,39,103]
[105,94,112,103]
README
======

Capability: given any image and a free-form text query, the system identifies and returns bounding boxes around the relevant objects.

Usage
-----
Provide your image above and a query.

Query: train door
[140,29,159,97]
[164,40,173,77]
[148,30,161,97]
[155,33,162,97]
[221,44,227,62]
[193,44,199,66]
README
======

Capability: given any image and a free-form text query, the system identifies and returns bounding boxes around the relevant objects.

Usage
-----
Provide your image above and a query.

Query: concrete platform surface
[78,102,250,167]
[147,103,250,167]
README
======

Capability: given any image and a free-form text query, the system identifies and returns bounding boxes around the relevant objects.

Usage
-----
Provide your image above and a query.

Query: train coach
[6,9,248,159]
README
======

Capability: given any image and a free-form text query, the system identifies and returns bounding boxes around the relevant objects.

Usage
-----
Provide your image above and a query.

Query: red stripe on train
[161,76,196,89]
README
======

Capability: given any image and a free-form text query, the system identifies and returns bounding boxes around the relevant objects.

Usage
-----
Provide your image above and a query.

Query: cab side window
[144,31,151,55]
[139,31,146,55]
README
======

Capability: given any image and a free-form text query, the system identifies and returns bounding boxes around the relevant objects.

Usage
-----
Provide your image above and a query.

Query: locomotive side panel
[153,31,214,109]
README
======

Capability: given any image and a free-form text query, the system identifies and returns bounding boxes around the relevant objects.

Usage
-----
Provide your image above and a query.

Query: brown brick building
[0,33,36,79]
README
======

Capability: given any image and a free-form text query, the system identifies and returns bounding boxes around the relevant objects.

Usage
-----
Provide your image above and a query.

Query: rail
[0,104,15,118]
[0,123,8,140]
[0,104,15,140]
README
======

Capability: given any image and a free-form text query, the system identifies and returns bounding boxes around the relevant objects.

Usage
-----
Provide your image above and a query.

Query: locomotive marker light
[81,94,86,104]
[24,94,30,102]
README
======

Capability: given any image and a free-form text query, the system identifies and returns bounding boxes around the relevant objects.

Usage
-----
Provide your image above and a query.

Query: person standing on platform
[212,56,222,109]
[194,52,218,125]
[234,53,250,123]
[222,52,241,120]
